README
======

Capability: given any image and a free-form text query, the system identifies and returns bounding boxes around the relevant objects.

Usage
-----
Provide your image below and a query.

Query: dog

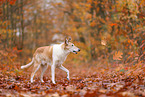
[21,37,80,84]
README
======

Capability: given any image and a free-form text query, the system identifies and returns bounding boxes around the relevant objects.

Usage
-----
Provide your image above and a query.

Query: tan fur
[30,46,53,81]
[33,46,53,63]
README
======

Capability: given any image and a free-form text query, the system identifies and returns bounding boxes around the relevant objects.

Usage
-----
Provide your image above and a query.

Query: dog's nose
[78,49,80,52]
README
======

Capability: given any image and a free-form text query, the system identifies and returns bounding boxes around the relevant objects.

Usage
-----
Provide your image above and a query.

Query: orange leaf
[109,23,117,27]
[87,0,93,3]
[113,51,123,60]
[10,0,16,5]
[90,21,96,27]
[18,50,22,52]
[13,47,17,50]
[14,85,19,90]
[86,14,92,19]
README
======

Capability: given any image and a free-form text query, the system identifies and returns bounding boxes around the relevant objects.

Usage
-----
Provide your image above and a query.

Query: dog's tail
[21,58,34,69]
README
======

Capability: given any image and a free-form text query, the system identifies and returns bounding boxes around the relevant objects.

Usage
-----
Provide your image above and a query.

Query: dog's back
[33,46,53,65]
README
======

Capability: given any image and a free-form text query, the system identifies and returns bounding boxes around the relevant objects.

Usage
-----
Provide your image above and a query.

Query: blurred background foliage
[0,0,144,67]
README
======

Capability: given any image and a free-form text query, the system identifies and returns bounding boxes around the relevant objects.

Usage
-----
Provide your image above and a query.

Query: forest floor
[0,61,144,97]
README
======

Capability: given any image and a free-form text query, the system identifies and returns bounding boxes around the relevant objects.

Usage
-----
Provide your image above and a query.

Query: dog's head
[64,37,80,54]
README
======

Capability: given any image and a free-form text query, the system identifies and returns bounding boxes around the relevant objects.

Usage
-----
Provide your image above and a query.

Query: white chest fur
[52,44,70,66]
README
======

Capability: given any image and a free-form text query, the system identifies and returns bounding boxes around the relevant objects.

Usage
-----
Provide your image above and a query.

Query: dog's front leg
[58,65,69,80]
[51,64,56,84]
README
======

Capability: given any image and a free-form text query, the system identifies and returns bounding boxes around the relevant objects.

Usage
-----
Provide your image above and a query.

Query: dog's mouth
[73,51,77,54]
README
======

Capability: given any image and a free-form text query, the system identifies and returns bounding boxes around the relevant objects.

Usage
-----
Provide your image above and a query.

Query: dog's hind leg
[30,62,41,83]
[40,64,48,82]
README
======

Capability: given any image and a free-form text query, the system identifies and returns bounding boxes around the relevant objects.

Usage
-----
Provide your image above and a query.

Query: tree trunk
[20,0,24,50]
[10,4,14,48]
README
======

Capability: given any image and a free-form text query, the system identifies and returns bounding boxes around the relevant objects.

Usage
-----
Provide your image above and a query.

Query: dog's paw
[41,81,44,83]
[41,80,44,83]
[30,79,34,83]
[52,82,56,84]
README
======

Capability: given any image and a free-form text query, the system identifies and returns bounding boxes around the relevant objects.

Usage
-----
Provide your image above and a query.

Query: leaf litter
[0,62,144,97]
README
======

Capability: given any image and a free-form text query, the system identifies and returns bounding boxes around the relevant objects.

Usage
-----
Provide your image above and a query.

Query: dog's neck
[61,43,71,55]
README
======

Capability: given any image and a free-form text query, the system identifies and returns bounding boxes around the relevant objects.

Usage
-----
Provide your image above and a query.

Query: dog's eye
[72,44,74,46]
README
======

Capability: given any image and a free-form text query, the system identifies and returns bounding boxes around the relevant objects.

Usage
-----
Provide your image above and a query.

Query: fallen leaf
[113,51,123,60]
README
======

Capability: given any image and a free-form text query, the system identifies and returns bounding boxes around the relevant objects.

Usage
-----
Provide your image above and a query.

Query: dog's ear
[65,36,71,45]
[65,37,69,45]
[68,36,71,42]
